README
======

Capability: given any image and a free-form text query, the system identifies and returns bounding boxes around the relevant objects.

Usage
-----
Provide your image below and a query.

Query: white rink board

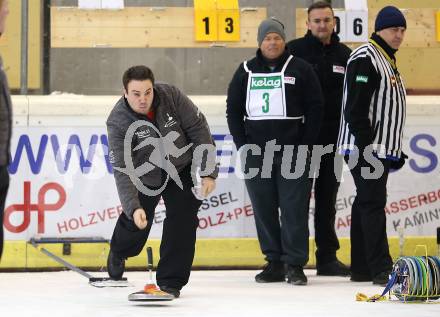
[4,95,440,241]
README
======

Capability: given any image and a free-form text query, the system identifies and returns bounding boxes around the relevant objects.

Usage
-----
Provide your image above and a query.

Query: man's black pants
[244,153,311,267]
[0,165,10,260]
[345,155,393,277]
[110,165,202,290]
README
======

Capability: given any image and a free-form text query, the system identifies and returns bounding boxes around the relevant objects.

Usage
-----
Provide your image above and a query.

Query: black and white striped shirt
[337,34,406,159]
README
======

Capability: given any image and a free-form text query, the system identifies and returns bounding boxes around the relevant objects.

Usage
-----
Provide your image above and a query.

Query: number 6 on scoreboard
[346,10,368,42]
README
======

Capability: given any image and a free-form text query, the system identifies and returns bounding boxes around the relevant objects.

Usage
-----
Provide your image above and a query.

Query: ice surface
[0,270,439,317]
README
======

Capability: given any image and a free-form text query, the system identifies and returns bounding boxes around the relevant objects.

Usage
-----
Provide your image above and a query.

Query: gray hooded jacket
[106,82,218,219]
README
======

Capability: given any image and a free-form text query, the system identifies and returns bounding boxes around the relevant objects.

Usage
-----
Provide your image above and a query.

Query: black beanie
[375,6,406,32]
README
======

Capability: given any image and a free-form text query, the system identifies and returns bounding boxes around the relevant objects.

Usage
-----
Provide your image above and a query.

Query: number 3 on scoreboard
[218,11,240,41]
[195,11,240,41]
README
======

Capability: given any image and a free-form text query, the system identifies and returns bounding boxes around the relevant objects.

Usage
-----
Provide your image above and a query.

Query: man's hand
[201,177,216,198]
[390,152,408,171]
[133,208,148,229]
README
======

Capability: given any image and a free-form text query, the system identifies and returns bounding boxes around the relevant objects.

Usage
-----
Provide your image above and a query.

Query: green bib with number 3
[244,55,301,121]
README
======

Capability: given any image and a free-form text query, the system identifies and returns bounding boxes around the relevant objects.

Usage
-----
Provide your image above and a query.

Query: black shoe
[107,250,125,279]
[255,261,285,283]
[372,271,391,286]
[286,265,307,285]
[160,286,180,298]
[317,260,350,276]
[350,272,372,282]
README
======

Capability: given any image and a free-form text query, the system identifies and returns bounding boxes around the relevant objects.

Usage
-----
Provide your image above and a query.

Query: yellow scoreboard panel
[194,0,240,42]
[436,11,440,42]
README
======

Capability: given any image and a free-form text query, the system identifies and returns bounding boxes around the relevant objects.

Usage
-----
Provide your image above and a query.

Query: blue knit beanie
[375,6,406,32]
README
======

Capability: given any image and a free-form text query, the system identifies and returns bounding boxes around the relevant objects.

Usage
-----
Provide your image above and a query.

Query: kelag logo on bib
[244,55,292,119]
[247,74,285,118]
[251,76,282,90]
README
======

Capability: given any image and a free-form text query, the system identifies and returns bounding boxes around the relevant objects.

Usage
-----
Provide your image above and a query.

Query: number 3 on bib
[262,92,270,113]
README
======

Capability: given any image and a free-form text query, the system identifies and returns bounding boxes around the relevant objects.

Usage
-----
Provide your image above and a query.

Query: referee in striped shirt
[337,6,407,285]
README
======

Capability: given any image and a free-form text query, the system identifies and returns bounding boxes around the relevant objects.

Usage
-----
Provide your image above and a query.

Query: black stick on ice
[147,246,154,285]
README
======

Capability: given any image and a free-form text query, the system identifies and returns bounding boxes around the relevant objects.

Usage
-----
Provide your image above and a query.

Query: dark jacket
[287,31,351,144]
[226,49,324,150]
[107,82,218,218]
[0,56,12,166]
[340,33,405,156]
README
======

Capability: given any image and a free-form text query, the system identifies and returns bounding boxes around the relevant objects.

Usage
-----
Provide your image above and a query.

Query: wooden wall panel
[398,48,440,91]
[51,7,266,48]
[0,0,41,90]
[295,7,440,90]
[295,8,440,48]
[367,0,440,9]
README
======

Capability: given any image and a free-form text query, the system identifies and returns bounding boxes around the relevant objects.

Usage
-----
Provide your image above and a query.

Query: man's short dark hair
[307,1,334,16]
[122,65,155,90]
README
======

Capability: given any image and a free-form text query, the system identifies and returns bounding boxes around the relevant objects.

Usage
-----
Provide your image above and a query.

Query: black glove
[390,152,408,170]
